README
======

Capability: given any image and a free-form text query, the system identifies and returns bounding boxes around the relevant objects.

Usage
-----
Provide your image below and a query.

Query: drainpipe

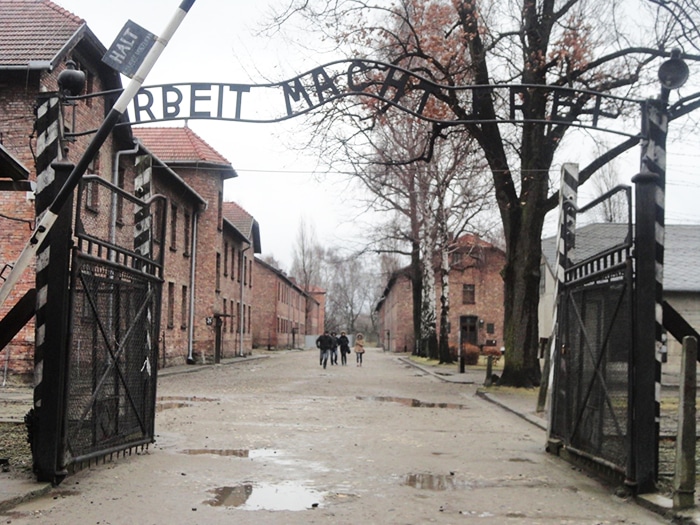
[110,140,141,247]
[239,244,250,356]
[186,209,200,364]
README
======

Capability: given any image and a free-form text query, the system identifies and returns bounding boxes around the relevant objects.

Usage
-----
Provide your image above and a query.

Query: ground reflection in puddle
[403,473,471,490]
[206,482,323,510]
[182,448,279,458]
[156,396,218,412]
[357,396,468,409]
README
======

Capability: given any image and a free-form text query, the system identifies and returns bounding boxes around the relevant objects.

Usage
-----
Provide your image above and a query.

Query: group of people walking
[315,330,365,369]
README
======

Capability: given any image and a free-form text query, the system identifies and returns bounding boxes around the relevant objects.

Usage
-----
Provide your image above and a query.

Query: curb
[0,481,52,513]
[397,357,476,384]
[475,390,547,431]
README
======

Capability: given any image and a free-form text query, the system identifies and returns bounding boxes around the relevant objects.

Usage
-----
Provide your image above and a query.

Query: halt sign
[102,20,156,78]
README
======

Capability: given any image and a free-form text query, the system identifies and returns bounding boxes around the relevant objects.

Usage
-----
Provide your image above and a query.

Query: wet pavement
[0,349,690,523]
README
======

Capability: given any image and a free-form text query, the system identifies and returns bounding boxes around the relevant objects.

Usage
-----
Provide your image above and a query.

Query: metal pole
[631,96,667,493]
[0,0,197,310]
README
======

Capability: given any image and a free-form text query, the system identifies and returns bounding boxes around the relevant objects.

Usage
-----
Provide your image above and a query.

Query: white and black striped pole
[631,49,688,494]
[0,0,196,310]
[544,163,578,433]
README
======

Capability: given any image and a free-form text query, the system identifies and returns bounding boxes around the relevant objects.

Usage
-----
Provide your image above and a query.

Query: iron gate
[62,176,165,470]
[550,186,635,480]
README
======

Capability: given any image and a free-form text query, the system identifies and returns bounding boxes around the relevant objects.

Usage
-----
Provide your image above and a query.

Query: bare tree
[290,216,324,292]
[272,0,700,386]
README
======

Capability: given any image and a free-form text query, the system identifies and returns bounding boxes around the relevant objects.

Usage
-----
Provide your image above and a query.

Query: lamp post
[631,49,688,494]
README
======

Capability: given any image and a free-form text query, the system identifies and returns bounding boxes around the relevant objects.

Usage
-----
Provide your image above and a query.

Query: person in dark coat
[330,331,339,365]
[338,331,350,366]
[315,330,333,369]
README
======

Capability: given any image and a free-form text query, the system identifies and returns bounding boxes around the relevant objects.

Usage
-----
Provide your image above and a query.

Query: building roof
[0,143,30,181]
[133,127,236,179]
[541,223,700,292]
[0,0,86,70]
[222,201,261,253]
[254,257,307,295]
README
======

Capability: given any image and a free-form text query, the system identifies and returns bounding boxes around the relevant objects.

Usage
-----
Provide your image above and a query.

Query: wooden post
[673,335,697,509]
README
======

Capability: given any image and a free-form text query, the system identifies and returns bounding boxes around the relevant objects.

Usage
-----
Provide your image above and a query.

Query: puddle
[206,482,323,511]
[156,396,218,411]
[357,396,468,409]
[182,448,279,459]
[403,473,471,491]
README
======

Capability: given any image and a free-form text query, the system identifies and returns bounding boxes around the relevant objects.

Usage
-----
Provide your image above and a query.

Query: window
[116,169,125,224]
[217,191,223,231]
[183,213,191,257]
[84,156,101,212]
[216,253,221,292]
[243,255,248,286]
[236,302,241,333]
[452,251,463,265]
[170,203,178,250]
[249,259,253,288]
[152,202,163,244]
[224,243,229,276]
[462,284,475,305]
[223,299,227,333]
[487,323,495,334]
[230,246,235,279]
[167,282,175,329]
[180,285,188,329]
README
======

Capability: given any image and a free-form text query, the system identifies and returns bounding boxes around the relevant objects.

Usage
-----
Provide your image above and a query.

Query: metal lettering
[133,88,156,122]
[163,85,184,118]
[190,83,212,118]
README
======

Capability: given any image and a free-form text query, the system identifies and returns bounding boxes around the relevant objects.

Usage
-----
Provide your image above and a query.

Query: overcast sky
[55,0,700,266]
[55,0,368,271]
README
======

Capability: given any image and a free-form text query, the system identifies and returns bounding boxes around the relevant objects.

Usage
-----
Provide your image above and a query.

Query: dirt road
[1,349,667,524]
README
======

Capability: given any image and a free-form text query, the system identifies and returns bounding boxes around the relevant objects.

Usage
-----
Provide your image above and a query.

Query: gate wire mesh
[63,176,165,466]
[550,186,634,476]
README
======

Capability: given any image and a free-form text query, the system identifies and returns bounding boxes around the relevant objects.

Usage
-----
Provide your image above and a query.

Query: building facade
[376,234,506,355]
[252,258,321,350]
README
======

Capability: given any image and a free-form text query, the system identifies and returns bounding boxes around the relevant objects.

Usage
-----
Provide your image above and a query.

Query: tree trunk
[410,239,423,356]
[438,248,452,364]
[499,206,544,387]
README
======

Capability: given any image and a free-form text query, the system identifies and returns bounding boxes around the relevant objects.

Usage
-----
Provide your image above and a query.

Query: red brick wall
[252,259,311,349]
[0,58,116,380]
[377,242,506,355]
[170,166,227,362]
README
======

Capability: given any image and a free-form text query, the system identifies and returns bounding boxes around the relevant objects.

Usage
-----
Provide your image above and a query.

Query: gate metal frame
[63,176,166,470]
[30,174,166,481]
[549,185,636,483]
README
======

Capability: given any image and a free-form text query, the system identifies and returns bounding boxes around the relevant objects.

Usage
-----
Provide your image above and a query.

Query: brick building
[252,258,322,349]
[0,1,265,377]
[133,127,262,364]
[376,234,505,354]
[0,0,125,377]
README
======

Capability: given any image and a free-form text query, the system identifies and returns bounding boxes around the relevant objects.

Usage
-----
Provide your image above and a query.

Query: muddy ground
[1,349,669,524]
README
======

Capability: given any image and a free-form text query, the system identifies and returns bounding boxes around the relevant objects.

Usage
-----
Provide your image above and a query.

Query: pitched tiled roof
[541,223,700,292]
[222,201,261,253]
[0,143,30,181]
[0,0,85,69]
[133,127,236,175]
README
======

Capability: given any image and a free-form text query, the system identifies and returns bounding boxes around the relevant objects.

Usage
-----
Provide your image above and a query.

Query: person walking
[354,333,365,367]
[330,331,339,365]
[316,330,333,369]
[338,331,350,365]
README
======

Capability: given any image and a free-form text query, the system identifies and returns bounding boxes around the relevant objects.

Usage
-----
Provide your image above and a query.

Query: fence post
[673,335,697,509]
